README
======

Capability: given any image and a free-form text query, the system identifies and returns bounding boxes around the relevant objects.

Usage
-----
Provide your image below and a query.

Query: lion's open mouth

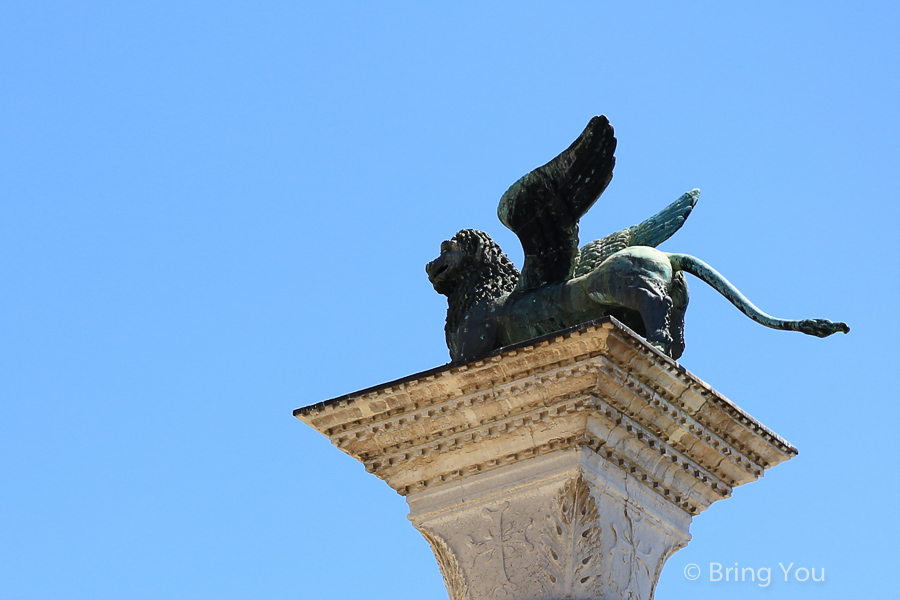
[427,261,449,283]
[430,264,448,279]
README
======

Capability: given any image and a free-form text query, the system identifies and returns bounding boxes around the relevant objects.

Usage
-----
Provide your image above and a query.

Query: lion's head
[427,229,519,357]
[427,229,518,298]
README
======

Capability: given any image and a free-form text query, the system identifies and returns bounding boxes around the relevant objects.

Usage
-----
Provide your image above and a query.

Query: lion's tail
[667,253,850,338]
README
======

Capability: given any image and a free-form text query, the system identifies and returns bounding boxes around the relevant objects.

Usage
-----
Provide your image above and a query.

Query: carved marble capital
[296,318,796,600]
[409,455,691,600]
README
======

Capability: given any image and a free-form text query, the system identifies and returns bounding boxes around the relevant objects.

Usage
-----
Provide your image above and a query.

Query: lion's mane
[443,229,519,347]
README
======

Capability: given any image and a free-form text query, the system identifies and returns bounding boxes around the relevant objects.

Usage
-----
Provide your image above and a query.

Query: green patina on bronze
[426,116,849,363]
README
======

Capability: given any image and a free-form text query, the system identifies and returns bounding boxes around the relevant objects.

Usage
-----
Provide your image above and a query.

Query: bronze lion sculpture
[427,116,848,363]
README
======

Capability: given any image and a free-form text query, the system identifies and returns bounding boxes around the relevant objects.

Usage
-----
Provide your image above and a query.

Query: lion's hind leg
[584,248,678,357]
[667,271,689,360]
[590,278,675,355]
[623,284,675,356]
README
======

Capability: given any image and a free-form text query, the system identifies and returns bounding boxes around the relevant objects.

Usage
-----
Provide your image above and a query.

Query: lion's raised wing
[498,116,616,292]
[573,189,700,277]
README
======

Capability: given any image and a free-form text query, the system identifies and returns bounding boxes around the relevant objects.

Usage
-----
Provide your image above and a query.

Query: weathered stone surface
[408,455,689,600]
[295,318,796,599]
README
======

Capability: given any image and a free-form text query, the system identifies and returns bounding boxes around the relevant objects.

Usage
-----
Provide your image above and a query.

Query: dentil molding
[296,318,796,599]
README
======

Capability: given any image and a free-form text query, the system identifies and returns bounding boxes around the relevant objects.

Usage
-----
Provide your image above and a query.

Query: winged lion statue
[426,116,849,362]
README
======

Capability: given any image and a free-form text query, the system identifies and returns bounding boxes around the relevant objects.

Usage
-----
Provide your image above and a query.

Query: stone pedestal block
[295,318,796,600]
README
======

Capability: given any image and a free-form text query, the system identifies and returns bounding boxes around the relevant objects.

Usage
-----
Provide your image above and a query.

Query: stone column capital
[296,318,796,599]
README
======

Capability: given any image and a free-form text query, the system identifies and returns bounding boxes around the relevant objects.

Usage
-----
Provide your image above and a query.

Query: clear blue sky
[3,3,898,599]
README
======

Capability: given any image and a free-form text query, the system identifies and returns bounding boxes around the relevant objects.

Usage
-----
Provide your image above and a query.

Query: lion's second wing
[573,189,699,277]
